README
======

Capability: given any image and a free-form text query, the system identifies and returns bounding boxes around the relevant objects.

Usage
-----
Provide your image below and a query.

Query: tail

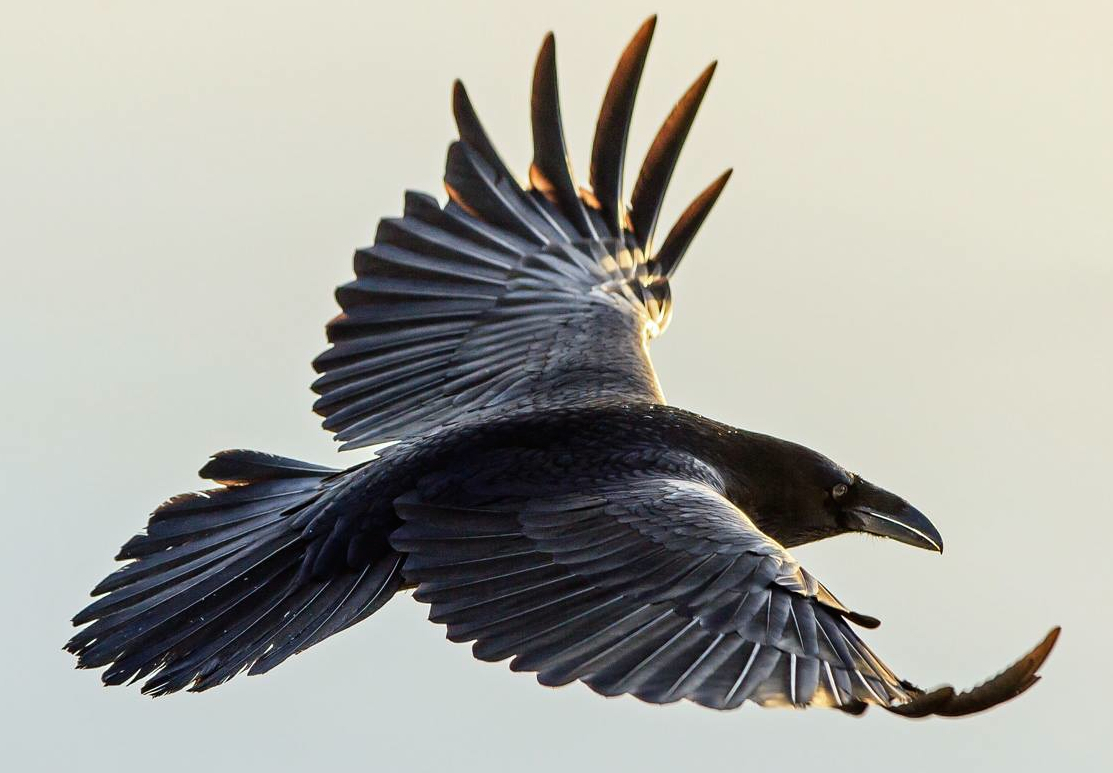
[66,450,405,695]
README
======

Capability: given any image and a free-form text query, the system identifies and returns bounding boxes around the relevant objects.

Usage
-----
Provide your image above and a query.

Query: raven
[68,17,1058,717]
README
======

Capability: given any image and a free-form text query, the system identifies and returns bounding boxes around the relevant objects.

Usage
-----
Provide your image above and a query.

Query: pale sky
[2,2,1111,771]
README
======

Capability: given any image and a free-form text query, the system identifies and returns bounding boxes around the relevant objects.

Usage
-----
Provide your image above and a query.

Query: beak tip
[924,522,944,554]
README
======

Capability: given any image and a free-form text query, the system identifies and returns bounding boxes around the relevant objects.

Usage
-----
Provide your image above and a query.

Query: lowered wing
[312,18,730,449]
[392,462,1057,716]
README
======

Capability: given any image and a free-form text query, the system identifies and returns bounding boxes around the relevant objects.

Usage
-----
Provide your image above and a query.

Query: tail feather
[198,450,339,484]
[66,450,404,694]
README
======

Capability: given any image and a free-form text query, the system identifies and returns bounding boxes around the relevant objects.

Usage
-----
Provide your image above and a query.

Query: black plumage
[590,15,656,235]
[67,18,1058,717]
[530,33,597,240]
[629,60,717,253]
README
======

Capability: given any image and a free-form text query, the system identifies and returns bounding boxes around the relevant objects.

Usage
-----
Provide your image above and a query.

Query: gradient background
[3,1,1111,770]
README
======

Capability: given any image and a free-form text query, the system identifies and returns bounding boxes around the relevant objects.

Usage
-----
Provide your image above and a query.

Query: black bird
[68,17,1058,716]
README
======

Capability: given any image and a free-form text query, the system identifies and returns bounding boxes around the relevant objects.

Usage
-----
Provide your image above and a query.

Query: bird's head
[725,432,943,553]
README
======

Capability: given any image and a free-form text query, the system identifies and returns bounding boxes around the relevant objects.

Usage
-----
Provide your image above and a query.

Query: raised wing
[391,471,1058,716]
[312,18,731,450]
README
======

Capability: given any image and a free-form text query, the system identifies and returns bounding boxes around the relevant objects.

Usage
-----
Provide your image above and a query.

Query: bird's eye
[831,483,849,499]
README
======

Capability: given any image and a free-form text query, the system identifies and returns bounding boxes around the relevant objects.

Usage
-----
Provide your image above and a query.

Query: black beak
[844,479,944,553]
